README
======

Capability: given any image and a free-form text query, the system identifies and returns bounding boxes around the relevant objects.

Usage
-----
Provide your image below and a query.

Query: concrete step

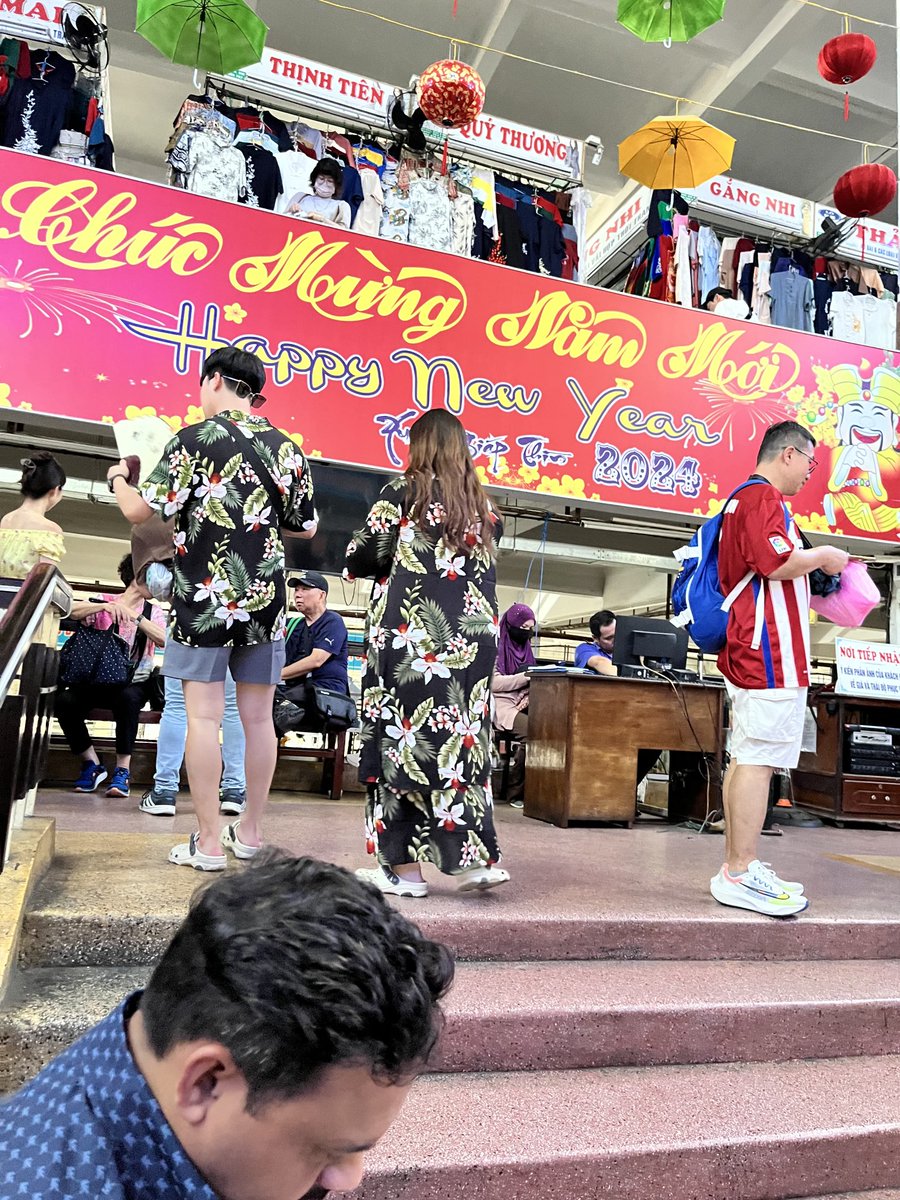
[4,956,899,1093]
[355,1056,900,1200]
[19,830,900,968]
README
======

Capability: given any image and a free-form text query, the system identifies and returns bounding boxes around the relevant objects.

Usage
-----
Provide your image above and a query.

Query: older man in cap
[275,569,350,733]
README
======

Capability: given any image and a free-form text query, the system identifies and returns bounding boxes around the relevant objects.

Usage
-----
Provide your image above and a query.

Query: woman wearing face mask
[491,603,536,809]
[286,158,351,228]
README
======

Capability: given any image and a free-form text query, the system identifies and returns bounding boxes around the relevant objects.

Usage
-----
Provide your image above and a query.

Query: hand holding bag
[59,622,132,686]
[809,559,880,628]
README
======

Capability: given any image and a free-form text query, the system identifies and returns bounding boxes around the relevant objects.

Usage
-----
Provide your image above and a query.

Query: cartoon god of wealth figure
[822,365,900,535]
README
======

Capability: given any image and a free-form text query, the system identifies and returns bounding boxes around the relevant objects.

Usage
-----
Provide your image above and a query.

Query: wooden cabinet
[794,693,900,822]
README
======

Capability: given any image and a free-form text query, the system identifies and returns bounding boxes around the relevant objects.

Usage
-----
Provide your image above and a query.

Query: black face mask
[508,625,535,645]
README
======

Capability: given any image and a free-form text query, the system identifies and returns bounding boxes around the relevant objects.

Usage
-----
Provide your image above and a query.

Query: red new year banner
[1,149,900,543]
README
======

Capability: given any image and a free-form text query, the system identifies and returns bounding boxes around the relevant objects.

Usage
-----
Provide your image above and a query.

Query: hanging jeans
[153,671,246,792]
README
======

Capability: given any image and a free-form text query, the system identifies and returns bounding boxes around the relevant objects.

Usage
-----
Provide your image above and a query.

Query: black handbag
[311,685,357,732]
[798,528,842,597]
[59,624,132,686]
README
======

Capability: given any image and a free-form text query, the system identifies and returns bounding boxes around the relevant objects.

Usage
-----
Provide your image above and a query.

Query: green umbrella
[617,0,726,45]
[135,0,268,74]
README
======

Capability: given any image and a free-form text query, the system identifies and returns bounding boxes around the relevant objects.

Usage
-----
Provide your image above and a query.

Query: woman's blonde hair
[405,409,495,556]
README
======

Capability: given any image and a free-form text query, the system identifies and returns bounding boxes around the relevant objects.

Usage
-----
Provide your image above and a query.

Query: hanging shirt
[381,185,412,241]
[187,128,246,202]
[470,166,498,234]
[274,151,315,214]
[451,191,476,257]
[408,177,453,254]
[2,49,75,154]
[830,291,897,350]
[769,268,814,332]
[698,225,721,301]
[353,168,385,237]
[674,223,693,307]
[717,482,809,691]
[237,143,283,210]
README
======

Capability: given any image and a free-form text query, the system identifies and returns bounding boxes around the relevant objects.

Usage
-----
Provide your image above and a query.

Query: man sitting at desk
[574,610,617,676]
[574,608,659,783]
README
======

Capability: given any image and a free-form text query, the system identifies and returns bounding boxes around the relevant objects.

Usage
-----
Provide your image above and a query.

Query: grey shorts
[162,640,286,685]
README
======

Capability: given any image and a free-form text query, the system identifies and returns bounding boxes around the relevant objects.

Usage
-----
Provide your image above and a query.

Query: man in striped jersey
[711,421,849,917]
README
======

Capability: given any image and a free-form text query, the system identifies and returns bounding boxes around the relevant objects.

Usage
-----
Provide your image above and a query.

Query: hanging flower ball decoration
[833,163,897,219]
[817,32,877,121]
[418,58,485,129]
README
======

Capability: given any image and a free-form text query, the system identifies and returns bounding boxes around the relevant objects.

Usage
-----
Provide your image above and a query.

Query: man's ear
[174,1043,242,1127]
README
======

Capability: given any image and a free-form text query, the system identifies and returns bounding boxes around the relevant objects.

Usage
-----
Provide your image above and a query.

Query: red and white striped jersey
[717,481,811,690]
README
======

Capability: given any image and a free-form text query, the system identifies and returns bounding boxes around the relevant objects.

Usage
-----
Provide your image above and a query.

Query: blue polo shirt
[574,642,614,671]
[284,609,349,694]
[0,992,216,1199]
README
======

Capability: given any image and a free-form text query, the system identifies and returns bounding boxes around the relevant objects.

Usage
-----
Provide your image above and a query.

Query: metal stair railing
[0,563,72,868]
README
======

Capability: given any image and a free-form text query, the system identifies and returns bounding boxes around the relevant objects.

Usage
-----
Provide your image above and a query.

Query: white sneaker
[355,867,428,898]
[759,862,805,895]
[709,860,805,896]
[457,865,510,893]
[710,860,808,917]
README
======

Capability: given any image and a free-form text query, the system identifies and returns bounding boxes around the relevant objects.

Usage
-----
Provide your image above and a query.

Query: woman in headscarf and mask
[490,603,536,809]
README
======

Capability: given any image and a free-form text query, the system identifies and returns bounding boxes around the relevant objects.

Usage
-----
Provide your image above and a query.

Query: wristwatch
[107,473,128,493]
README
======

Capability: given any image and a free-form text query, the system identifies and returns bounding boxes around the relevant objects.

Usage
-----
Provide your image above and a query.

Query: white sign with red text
[815,204,899,270]
[582,188,651,281]
[683,176,811,234]
[227,47,582,181]
[0,0,103,42]
[836,637,900,700]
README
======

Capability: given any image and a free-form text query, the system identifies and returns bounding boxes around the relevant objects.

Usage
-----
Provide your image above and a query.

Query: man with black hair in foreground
[0,854,454,1199]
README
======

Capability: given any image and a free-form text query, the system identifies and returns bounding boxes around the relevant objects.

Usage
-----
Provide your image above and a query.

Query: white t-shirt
[274,152,315,214]
[287,192,352,228]
[830,291,897,350]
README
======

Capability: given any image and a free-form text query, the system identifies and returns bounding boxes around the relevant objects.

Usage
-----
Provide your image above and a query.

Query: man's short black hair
[117,553,135,587]
[139,854,454,1110]
[702,287,733,309]
[589,609,616,640]
[757,420,816,464]
[201,347,266,397]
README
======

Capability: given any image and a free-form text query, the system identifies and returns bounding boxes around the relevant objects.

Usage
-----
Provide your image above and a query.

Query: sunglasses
[789,445,817,472]
[203,373,267,409]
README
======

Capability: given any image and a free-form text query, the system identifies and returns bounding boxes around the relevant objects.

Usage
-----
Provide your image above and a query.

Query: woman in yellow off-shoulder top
[0,452,67,580]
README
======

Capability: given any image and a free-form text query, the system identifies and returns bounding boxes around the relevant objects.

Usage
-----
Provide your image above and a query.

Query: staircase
[2,808,900,1199]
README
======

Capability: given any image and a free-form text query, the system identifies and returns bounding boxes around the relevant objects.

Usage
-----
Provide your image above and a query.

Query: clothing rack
[204,74,581,192]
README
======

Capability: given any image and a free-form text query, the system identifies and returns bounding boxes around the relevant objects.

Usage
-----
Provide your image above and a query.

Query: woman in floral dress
[344,409,509,897]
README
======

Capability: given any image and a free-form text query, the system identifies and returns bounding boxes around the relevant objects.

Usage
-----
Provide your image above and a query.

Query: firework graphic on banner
[0,260,174,339]
[693,380,790,452]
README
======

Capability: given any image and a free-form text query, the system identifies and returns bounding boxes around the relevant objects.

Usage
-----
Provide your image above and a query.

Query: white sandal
[168,832,227,872]
[220,821,261,860]
[355,867,428,898]
[457,865,510,893]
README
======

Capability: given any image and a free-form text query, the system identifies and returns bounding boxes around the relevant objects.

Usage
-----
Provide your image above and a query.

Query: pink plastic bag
[809,560,880,628]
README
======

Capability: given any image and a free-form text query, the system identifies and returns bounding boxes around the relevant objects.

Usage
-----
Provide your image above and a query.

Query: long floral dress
[344,475,503,875]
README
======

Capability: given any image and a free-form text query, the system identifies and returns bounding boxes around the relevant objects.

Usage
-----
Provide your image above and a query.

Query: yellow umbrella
[618,115,735,190]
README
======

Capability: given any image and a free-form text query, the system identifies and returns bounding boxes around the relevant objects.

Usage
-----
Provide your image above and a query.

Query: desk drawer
[842,778,900,815]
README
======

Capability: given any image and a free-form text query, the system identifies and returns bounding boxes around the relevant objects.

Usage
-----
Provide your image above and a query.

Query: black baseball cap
[288,569,329,593]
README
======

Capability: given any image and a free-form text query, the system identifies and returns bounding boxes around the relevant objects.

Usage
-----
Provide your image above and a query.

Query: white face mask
[314,177,336,199]
[146,562,173,601]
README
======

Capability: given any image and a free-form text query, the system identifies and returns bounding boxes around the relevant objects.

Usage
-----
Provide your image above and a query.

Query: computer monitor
[612,616,689,675]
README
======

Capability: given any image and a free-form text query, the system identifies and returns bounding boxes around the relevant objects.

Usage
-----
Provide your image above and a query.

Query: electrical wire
[793,0,895,28]
[311,0,895,151]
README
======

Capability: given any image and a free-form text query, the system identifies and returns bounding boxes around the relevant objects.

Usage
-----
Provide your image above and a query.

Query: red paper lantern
[833,163,897,218]
[418,59,485,129]
[817,33,877,120]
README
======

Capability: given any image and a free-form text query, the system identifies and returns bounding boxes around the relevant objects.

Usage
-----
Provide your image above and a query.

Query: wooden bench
[278,729,348,800]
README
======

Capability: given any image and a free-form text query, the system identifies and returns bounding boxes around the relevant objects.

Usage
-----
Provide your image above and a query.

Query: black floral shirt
[141,411,316,647]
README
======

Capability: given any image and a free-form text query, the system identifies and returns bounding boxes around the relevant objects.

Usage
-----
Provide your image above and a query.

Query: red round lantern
[418,58,485,129]
[817,33,877,120]
[833,163,897,218]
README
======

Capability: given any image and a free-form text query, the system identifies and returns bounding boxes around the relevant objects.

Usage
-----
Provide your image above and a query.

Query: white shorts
[724,681,808,769]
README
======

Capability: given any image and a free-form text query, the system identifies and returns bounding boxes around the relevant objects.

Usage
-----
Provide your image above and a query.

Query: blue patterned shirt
[0,991,216,1199]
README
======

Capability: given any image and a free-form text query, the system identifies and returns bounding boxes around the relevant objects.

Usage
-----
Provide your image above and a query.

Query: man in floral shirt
[108,347,317,869]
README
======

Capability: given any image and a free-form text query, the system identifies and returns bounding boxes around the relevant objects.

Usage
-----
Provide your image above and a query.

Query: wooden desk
[525,674,725,827]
